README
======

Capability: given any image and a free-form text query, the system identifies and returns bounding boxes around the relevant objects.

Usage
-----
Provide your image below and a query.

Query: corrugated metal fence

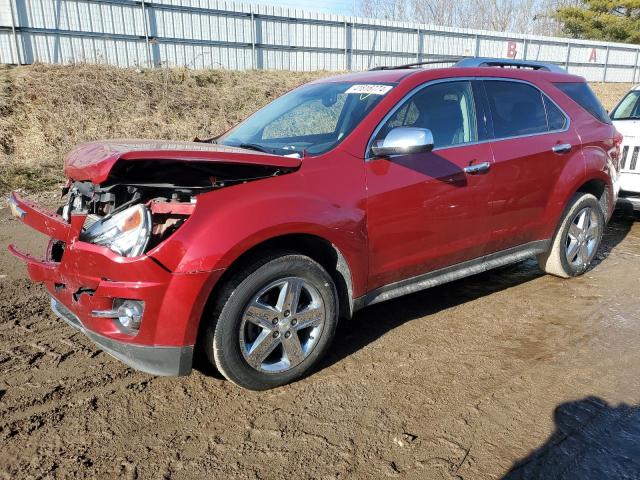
[1,0,639,82]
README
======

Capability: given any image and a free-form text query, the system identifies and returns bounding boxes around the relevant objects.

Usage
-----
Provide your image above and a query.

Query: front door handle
[463,162,491,175]
[552,143,572,154]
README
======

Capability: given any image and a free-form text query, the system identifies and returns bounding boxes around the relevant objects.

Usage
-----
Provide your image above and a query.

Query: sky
[250,0,356,15]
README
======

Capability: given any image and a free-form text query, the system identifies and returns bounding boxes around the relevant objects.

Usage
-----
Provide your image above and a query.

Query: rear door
[481,79,582,254]
[365,80,495,290]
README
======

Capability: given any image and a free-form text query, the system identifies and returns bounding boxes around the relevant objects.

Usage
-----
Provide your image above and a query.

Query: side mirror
[371,127,434,157]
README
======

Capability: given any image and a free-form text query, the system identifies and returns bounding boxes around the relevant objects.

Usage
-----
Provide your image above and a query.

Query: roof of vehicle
[313,57,585,86]
[315,66,584,86]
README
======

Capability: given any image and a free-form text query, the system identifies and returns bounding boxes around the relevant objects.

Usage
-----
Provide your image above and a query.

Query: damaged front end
[60,158,290,259]
[8,144,299,376]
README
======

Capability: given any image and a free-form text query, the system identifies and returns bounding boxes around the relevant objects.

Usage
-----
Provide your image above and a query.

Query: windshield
[218,82,394,156]
[611,91,640,120]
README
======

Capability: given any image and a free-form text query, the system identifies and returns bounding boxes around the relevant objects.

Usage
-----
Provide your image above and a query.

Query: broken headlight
[81,204,152,257]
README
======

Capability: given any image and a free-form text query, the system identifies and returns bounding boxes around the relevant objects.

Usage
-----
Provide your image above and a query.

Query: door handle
[463,162,491,175]
[552,143,572,154]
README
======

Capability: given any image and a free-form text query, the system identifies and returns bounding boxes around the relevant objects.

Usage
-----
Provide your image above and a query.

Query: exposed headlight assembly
[81,204,152,257]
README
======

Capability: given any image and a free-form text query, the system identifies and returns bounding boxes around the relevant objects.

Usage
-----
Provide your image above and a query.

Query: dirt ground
[1,197,640,479]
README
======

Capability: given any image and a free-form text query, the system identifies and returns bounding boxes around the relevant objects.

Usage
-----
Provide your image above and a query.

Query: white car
[611,85,640,210]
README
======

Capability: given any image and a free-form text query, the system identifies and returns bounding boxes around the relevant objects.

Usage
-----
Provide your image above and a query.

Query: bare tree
[358,0,410,20]
[356,0,579,36]
[410,0,469,26]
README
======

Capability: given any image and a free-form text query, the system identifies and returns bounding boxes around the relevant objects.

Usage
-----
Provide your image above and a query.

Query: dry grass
[0,64,328,192]
[0,63,634,193]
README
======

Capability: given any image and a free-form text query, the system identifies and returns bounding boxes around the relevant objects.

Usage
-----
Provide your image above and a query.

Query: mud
[1,201,640,479]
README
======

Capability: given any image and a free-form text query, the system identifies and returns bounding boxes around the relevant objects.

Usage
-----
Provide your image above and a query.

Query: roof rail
[455,57,566,73]
[369,57,462,71]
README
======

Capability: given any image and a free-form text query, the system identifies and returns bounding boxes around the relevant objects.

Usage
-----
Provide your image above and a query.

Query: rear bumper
[51,297,193,376]
[8,191,224,376]
[619,171,640,194]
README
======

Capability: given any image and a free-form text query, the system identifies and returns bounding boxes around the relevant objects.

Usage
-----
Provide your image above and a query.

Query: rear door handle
[552,143,572,154]
[463,162,491,175]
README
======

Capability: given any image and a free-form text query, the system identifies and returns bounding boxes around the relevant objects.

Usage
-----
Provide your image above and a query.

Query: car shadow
[592,204,640,268]
[192,208,636,382]
[316,207,636,374]
[503,396,640,479]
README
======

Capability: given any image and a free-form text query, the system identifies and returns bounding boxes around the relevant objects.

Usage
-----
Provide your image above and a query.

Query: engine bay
[55,159,291,258]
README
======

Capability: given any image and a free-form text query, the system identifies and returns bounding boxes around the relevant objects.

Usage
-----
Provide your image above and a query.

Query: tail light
[613,131,624,171]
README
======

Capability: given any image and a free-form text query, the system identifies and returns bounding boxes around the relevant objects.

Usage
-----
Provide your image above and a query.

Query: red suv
[9,58,620,390]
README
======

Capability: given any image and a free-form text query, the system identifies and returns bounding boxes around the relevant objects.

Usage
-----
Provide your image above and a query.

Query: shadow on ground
[191,209,636,378]
[318,208,636,373]
[504,396,640,479]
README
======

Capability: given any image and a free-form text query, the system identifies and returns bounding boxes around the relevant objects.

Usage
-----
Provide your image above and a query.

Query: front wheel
[537,192,605,278]
[204,252,338,390]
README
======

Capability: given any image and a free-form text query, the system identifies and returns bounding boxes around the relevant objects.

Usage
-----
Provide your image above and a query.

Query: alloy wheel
[239,277,326,373]
[565,207,600,268]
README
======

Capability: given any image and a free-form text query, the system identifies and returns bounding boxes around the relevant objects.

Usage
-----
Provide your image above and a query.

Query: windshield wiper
[193,136,217,144]
[237,143,272,154]
[237,143,305,157]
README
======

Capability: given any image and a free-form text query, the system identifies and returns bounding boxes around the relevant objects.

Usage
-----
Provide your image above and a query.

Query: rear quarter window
[554,82,611,124]
[543,96,568,131]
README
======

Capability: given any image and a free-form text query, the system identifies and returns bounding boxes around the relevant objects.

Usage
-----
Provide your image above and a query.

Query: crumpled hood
[64,139,302,183]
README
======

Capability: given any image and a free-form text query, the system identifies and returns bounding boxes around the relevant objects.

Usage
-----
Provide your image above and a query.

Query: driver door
[365,80,495,290]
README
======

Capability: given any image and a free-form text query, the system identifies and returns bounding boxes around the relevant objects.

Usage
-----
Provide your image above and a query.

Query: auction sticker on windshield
[345,84,393,96]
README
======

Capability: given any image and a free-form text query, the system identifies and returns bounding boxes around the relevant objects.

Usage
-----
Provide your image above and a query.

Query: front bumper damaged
[50,297,193,376]
[8,192,222,376]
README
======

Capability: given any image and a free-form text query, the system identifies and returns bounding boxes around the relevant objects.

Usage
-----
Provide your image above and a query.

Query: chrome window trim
[365,76,571,161]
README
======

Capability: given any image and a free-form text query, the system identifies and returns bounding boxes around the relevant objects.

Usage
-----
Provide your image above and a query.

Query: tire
[537,193,605,278]
[204,251,338,390]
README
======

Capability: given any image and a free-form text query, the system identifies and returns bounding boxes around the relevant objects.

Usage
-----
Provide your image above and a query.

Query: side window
[554,82,611,124]
[374,81,478,150]
[484,81,548,138]
[544,96,568,131]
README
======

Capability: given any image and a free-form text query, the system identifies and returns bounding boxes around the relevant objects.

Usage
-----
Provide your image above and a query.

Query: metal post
[140,0,152,68]
[250,12,256,69]
[415,28,420,61]
[474,34,480,57]
[343,21,348,71]
[633,49,639,84]
[565,42,571,70]
[8,0,21,64]
[523,39,528,60]
[603,46,610,82]
[343,21,352,71]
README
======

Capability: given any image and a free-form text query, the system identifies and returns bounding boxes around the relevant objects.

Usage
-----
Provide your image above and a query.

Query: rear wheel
[537,193,604,278]
[204,252,338,390]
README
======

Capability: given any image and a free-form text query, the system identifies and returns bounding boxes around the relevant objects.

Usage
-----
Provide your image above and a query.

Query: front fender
[149,162,368,296]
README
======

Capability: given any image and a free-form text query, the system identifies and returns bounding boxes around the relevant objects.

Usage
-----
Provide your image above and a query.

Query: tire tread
[537,192,604,278]
[204,250,338,390]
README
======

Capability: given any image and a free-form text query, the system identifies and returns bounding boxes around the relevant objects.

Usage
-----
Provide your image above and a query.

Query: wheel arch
[575,177,610,219]
[196,233,355,348]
